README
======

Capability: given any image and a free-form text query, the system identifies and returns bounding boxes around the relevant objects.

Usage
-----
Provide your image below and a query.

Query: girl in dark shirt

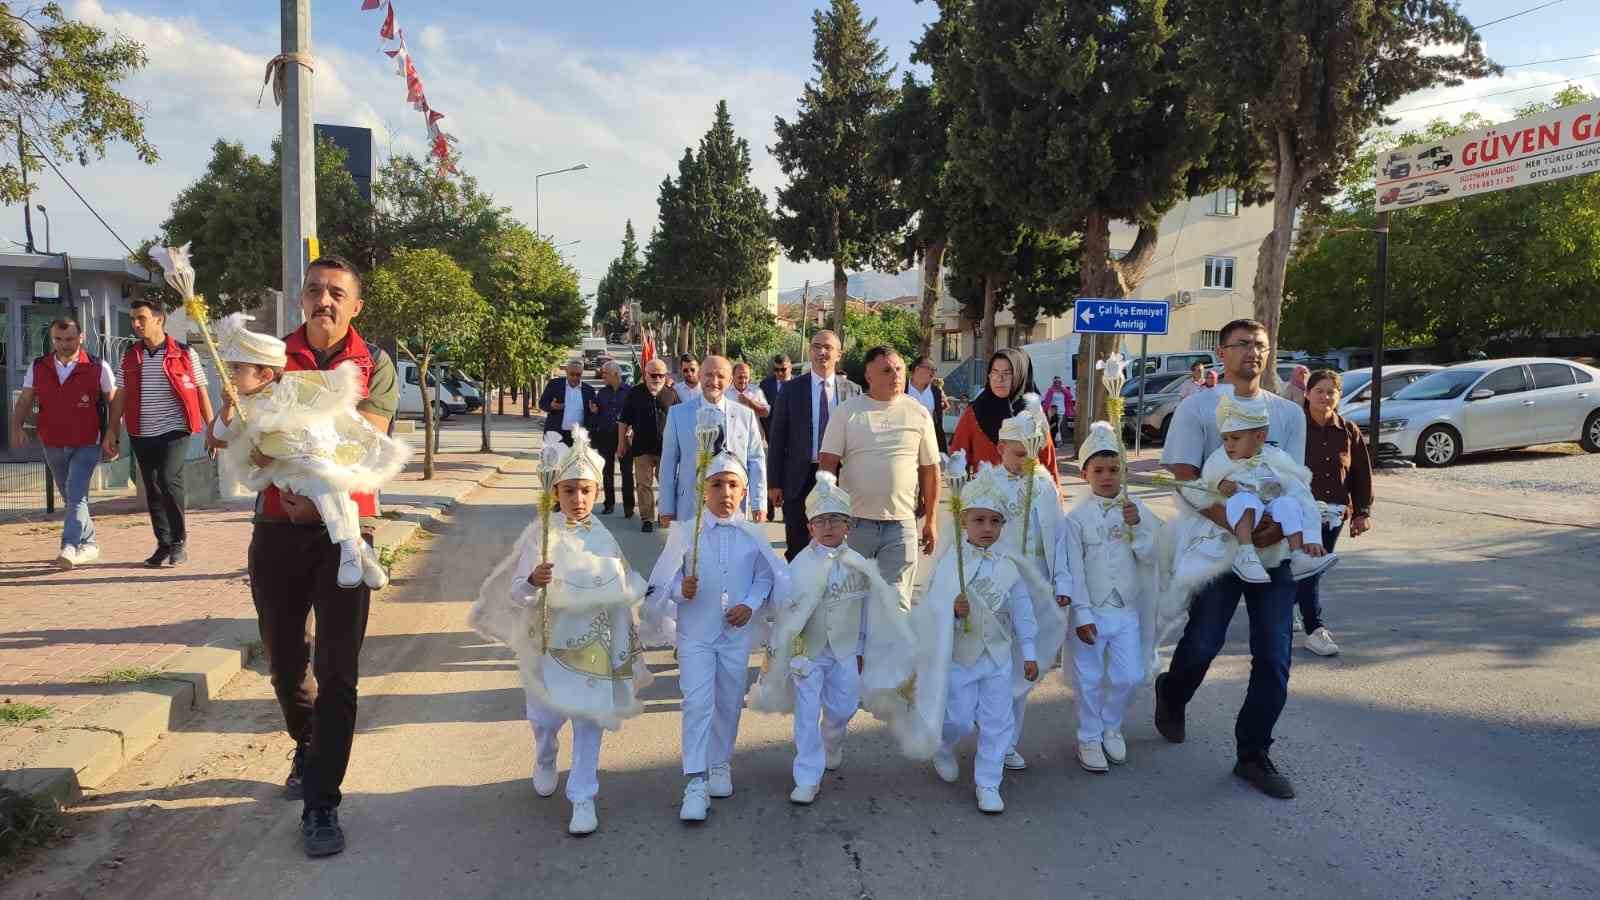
[1298,370,1375,657]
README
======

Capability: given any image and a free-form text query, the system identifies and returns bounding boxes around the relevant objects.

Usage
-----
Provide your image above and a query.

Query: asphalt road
[7,469,1599,900]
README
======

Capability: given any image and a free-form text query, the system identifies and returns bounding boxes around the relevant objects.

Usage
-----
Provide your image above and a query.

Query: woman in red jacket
[949,348,1058,480]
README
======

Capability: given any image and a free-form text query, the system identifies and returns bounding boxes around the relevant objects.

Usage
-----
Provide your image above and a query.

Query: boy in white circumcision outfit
[468,427,653,836]
[644,450,790,823]
[211,313,407,590]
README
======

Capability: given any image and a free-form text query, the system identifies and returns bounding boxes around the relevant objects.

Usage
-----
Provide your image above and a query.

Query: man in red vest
[9,317,118,569]
[104,297,216,566]
[235,256,398,859]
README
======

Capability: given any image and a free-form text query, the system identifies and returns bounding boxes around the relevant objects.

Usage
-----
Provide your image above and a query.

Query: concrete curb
[1,453,533,807]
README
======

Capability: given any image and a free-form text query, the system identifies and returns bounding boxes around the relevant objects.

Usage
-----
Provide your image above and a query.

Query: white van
[396,359,467,420]
[1128,350,1217,377]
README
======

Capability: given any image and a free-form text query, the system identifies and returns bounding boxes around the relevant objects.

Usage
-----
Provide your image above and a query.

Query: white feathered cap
[805,470,851,520]
[550,425,605,484]
[1080,420,1122,461]
[1215,385,1271,434]
[959,463,1009,516]
[704,449,748,483]
[999,392,1048,447]
[214,313,287,368]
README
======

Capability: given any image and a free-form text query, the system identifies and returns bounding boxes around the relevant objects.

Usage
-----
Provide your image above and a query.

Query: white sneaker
[532,764,558,797]
[567,800,598,836]
[933,749,960,784]
[361,545,390,590]
[789,782,820,805]
[55,545,77,571]
[1078,741,1109,773]
[825,742,843,772]
[1305,626,1341,657]
[1290,550,1339,581]
[707,762,734,798]
[679,779,709,822]
[1232,547,1271,584]
[1003,748,1027,771]
[337,547,364,589]
[975,785,1005,814]
[71,544,99,565]
[1103,730,1127,765]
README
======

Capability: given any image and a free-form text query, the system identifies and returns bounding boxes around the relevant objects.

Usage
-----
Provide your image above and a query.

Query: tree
[0,2,157,206]
[362,249,487,478]
[877,71,953,360]
[593,220,642,327]
[939,0,1233,442]
[142,137,371,314]
[840,305,923,383]
[455,310,545,451]
[772,0,905,332]
[1199,0,1495,386]
[371,154,506,268]
[1284,93,1600,359]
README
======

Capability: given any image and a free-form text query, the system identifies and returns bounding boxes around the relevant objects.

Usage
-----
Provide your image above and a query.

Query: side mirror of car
[1467,388,1495,401]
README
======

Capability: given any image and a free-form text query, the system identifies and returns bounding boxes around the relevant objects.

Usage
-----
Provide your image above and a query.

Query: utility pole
[281,0,316,306]
[800,279,810,346]
[19,119,36,253]
[1369,211,1390,465]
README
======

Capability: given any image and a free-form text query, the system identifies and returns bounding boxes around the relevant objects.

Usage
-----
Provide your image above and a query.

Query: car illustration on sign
[1417,145,1453,170]
[1383,151,1412,181]
[1423,180,1450,197]
[1397,182,1425,205]
[1380,186,1401,205]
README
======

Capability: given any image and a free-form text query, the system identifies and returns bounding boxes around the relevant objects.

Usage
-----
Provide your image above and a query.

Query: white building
[931,188,1270,372]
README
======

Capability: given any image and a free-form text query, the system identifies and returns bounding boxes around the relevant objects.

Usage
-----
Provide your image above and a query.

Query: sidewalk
[0,412,548,803]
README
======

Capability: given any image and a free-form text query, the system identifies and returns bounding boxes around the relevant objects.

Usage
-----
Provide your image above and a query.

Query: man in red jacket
[104,299,216,567]
[9,317,118,569]
[235,256,398,859]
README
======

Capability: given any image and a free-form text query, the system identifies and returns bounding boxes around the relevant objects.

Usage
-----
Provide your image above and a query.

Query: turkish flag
[362,0,383,10]
[379,4,397,40]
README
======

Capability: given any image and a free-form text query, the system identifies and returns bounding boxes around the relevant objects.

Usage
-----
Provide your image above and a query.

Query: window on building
[1196,330,1221,352]
[940,331,960,362]
[1203,256,1235,289]
[1208,188,1239,216]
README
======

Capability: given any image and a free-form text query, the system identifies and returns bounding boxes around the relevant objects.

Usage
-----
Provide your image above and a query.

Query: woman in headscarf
[949,348,1059,479]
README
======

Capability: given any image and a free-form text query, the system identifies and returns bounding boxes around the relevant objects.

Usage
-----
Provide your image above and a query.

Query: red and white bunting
[360,1,459,175]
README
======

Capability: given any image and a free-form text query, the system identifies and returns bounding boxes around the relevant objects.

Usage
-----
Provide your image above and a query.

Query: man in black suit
[538,359,598,446]
[765,331,860,559]
[757,354,791,442]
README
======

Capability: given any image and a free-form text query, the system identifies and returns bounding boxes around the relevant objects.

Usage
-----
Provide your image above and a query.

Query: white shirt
[670,516,775,643]
[907,382,937,418]
[562,381,583,431]
[674,382,700,404]
[736,385,768,415]
[23,355,116,393]
[1178,378,1206,400]
[114,342,210,437]
[810,372,842,462]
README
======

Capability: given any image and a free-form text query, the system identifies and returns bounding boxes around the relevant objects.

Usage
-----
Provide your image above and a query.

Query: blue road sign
[1073,298,1170,336]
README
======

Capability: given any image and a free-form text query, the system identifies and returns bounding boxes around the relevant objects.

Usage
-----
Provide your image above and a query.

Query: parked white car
[1336,365,1442,417]
[396,359,468,420]
[1346,358,1600,466]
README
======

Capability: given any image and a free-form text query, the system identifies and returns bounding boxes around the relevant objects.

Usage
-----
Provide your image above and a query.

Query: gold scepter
[150,244,245,425]
[1097,351,1132,540]
[688,405,724,579]
[944,451,973,633]
[1016,394,1048,555]
[535,443,561,651]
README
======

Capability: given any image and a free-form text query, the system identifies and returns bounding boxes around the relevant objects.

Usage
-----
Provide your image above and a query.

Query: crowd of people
[12,270,1379,855]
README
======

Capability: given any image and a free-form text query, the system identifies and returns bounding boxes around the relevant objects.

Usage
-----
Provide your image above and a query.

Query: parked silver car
[1345,358,1600,466]
[1122,371,1191,443]
[1336,365,1442,418]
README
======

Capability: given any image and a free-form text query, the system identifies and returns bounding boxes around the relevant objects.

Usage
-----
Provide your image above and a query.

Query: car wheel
[1581,410,1600,453]
[1416,425,1460,467]
[1157,414,1172,443]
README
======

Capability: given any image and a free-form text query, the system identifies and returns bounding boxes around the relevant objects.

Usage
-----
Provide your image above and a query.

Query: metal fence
[0,456,133,521]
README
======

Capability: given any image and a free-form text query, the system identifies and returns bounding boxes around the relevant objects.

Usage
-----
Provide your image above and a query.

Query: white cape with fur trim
[994,467,1070,684]
[863,544,1050,760]
[219,362,409,498]
[640,518,792,649]
[469,517,654,731]
[748,544,916,715]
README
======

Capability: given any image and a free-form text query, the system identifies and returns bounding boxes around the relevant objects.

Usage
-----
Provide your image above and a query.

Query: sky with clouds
[14,0,1600,298]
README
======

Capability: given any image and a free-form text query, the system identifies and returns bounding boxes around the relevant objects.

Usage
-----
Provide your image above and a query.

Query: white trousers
[1070,609,1143,743]
[791,646,859,787]
[940,654,1014,789]
[308,490,361,544]
[1010,695,1029,751]
[679,633,754,776]
[526,695,603,802]
[1225,493,1310,542]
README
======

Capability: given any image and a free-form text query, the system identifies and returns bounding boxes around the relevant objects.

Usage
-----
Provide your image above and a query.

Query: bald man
[658,355,766,524]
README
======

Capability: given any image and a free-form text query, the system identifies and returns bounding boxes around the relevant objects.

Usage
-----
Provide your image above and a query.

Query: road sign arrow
[1079,307,1095,325]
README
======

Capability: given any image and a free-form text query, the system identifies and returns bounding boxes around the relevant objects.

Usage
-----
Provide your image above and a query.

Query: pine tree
[772,0,905,333]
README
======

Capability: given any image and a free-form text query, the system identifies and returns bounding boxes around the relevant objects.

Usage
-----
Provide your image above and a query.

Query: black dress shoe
[1234,753,1296,799]
[602,504,615,515]
[144,546,171,568]
[641,521,654,533]
[167,544,188,566]
[624,509,635,519]
[302,807,346,857]
[1153,672,1185,743]
[284,741,309,800]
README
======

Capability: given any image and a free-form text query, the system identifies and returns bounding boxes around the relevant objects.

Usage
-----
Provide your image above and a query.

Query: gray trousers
[848,517,917,609]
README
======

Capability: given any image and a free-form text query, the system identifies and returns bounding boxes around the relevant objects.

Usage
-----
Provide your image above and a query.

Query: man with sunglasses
[1154,318,1307,801]
[618,358,675,533]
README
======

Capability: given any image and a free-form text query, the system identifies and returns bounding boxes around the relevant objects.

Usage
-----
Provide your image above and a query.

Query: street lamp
[534,163,588,236]
[35,204,49,253]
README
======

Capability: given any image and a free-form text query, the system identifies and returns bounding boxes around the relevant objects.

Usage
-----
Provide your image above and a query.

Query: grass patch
[0,703,50,726]
[0,788,66,864]
[378,544,417,571]
[87,667,165,685]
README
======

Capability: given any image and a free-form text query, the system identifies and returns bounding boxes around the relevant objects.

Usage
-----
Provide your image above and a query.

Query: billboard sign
[1375,97,1600,211]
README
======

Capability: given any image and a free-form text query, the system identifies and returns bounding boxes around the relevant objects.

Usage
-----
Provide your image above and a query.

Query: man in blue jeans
[9,317,118,570]
[1153,319,1307,799]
